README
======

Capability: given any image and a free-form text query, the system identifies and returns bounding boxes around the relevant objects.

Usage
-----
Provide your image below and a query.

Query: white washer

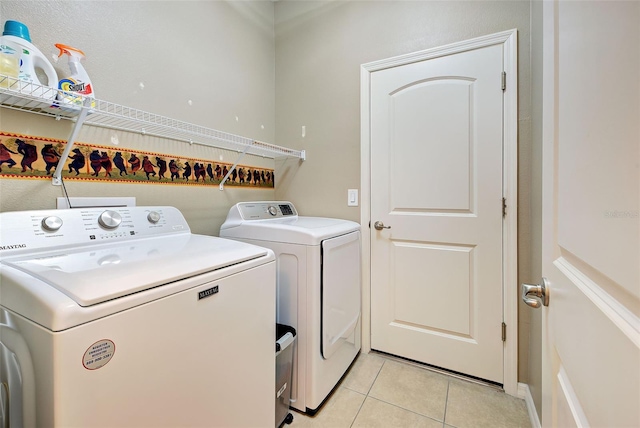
[220,201,361,414]
[0,206,276,427]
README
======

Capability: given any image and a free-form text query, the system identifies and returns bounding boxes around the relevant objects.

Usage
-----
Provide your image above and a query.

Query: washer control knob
[147,211,161,224]
[98,210,122,229]
[41,216,63,232]
[267,205,278,216]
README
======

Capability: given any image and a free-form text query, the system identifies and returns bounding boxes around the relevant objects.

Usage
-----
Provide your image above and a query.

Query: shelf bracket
[219,142,255,191]
[52,98,93,186]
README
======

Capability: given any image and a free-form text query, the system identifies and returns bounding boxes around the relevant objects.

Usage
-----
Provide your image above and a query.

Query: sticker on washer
[83,340,115,370]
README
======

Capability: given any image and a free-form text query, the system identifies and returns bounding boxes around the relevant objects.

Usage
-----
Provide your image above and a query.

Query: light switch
[348,189,358,207]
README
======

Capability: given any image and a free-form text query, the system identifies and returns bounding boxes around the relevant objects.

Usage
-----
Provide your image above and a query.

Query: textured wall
[0,1,276,235]
[274,0,534,383]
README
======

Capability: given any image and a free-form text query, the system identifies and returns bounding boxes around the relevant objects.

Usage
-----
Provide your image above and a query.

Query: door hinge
[502,197,507,218]
[502,322,507,342]
[501,71,506,91]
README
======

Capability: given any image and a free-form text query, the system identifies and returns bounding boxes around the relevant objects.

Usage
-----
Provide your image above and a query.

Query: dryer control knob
[147,211,161,224]
[41,216,63,231]
[98,210,122,229]
[268,205,278,216]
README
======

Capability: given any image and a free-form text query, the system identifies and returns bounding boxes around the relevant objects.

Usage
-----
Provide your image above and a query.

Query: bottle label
[58,77,94,107]
[59,78,92,96]
[0,44,17,54]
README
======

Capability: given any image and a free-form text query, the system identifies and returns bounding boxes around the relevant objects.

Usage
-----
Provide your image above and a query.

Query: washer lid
[221,216,361,245]
[1,234,268,307]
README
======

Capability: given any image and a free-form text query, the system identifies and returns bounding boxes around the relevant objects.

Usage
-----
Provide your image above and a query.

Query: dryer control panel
[234,202,298,221]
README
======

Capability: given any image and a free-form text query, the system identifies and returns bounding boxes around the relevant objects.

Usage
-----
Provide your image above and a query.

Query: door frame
[360,29,519,396]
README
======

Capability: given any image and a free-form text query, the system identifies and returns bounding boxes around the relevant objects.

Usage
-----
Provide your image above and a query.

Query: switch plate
[348,189,358,207]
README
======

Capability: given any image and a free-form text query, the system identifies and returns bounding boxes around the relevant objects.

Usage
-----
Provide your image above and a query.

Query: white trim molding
[360,29,519,395]
[518,383,542,428]
[554,257,640,348]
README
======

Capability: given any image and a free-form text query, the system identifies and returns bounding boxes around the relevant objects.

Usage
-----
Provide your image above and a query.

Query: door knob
[374,221,391,230]
[521,278,550,308]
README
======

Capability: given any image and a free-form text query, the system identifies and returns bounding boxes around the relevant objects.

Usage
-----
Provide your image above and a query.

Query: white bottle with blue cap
[0,20,58,99]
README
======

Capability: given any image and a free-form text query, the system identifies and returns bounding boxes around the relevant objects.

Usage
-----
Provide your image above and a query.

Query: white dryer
[0,206,276,427]
[220,201,361,414]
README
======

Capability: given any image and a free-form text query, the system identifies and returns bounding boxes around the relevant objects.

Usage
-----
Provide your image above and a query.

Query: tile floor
[288,352,531,428]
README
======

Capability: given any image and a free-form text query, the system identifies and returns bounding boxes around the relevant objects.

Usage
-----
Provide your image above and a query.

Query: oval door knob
[522,277,550,308]
[374,221,391,230]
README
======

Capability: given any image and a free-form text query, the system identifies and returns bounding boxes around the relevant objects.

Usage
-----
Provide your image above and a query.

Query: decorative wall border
[0,132,274,188]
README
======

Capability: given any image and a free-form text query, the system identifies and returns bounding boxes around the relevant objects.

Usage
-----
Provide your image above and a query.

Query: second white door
[541,2,640,426]
[370,41,506,383]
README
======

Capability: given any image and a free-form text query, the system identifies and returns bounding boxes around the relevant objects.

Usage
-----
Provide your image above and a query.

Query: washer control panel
[0,206,189,256]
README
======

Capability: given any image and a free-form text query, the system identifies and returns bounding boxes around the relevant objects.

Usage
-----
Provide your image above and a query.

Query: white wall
[0,1,277,235]
[274,0,535,383]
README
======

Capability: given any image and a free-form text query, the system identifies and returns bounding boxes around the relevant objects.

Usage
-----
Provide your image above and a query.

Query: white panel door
[541,1,640,427]
[370,43,505,383]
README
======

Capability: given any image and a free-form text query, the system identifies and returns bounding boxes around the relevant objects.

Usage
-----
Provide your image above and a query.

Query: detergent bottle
[55,43,95,109]
[0,20,58,99]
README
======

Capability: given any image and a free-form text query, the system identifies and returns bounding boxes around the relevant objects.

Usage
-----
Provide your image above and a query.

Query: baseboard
[518,382,541,428]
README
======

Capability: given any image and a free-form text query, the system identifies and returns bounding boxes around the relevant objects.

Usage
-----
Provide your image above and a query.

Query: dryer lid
[2,234,268,307]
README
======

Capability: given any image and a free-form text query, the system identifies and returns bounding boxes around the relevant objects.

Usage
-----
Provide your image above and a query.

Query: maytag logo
[198,286,219,300]
[0,244,27,251]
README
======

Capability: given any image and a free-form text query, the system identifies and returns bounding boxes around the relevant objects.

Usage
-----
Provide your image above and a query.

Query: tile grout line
[348,392,367,428]
[365,355,454,427]
[349,357,387,428]
[365,395,449,427]
[443,378,451,428]
[367,358,452,427]
[341,356,386,396]
[365,358,386,396]
[370,350,502,392]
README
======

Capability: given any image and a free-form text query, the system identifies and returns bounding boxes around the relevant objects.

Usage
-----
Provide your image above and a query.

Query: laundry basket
[276,324,296,427]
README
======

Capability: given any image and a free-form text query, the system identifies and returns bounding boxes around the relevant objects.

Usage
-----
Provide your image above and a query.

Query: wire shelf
[0,74,305,160]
